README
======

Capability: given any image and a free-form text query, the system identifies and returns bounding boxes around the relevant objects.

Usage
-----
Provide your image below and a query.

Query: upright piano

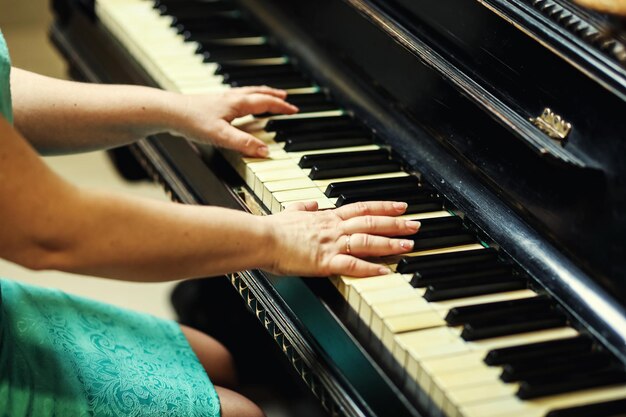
[50,0,626,416]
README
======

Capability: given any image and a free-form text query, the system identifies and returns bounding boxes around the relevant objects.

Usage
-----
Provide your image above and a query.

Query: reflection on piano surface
[51,0,626,416]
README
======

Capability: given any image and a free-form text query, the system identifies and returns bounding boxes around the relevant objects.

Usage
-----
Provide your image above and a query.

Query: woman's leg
[215,387,265,417]
[180,325,238,388]
[180,325,265,417]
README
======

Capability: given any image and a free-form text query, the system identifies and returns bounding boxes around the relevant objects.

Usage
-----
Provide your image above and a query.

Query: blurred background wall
[0,0,66,78]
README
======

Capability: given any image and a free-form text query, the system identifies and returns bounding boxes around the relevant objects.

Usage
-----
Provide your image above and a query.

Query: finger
[334,201,408,220]
[236,94,299,116]
[283,201,319,212]
[340,216,420,236]
[339,234,414,257]
[232,86,288,99]
[215,121,269,157]
[328,254,392,278]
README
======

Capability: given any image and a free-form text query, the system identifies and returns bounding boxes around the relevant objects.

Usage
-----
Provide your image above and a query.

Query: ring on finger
[345,234,352,255]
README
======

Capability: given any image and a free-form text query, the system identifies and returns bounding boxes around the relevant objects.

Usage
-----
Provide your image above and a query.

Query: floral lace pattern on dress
[0,280,221,417]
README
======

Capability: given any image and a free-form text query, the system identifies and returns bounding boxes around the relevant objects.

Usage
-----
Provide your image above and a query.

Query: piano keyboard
[94,1,626,416]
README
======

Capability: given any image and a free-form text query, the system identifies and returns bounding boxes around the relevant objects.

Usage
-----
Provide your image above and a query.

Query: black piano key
[334,184,423,202]
[396,247,497,274]
[155,0,234,7]
[230,76,311,90]
[286,92,335,107]
[265,115,354,132]
[217,63,295,77]
[324,175,420,198]
[280,99,336,114]
[173,12,243,28]
[183,27,261,41]
[484,336,593,366]
[401,217,466,241]
[397,217,478,251]
[410,216,463,233]
[299,149,390,168]
[461,310,566,341]
[337,193,443,214]
[424,278,527,302]
[284,101,337,114]
[546,398,626,417]
[413,233,477,251]
[187,33,265,45]
[198,44,282,62]
[155,0,233,6]
[158,2,237,18]
[284,137,373,152]
[446,295,552,325]
[276,127,370,143]
[309,160,402,180]
[517,368,626,400]
[501,351,613,382]
[255,100,337,118]
[411,260,512,287]
[175,17,251,36]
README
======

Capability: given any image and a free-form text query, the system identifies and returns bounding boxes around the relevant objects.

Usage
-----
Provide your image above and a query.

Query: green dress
[0,31,221,417]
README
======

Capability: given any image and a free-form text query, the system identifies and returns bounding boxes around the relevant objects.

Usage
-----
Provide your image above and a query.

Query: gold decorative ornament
[530,108,572,143]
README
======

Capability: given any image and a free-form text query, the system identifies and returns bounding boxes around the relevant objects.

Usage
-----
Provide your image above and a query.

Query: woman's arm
[0,117,417,282]
[10,67,297,156]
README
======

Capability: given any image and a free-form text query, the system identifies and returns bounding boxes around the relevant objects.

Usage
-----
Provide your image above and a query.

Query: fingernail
[393,202,408,210]
[291,105,300,112]
[257,146,269,157]
[406,220,421,230]
[400,240,414,250]
[378,266,392,275]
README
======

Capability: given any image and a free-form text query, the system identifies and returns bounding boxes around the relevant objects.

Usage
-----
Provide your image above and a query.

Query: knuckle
[364,215,375,230]
[347,258,359,272]
[354,201,369,215]
[244,136,255,148]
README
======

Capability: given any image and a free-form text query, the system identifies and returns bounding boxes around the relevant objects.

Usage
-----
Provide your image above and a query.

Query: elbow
[7,238,79,273]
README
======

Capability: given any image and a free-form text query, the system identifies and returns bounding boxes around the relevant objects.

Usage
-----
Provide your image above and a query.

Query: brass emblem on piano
[530,108,572,143]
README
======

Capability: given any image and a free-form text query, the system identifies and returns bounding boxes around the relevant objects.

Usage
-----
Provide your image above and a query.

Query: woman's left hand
[171,86,298,157]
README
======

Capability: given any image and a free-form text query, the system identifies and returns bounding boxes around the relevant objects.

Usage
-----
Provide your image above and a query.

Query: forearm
[42,190,273,281]
[10,68,183,154]
[8,180,273,282]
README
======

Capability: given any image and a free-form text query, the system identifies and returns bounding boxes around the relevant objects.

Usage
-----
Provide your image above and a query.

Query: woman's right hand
[261,201,420,278]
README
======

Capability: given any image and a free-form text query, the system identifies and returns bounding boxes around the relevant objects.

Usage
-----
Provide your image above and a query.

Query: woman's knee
[215,387,265,417]
[180,325,238,388]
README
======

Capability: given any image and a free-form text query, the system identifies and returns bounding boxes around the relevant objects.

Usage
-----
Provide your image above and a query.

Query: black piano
[50,0,626,416]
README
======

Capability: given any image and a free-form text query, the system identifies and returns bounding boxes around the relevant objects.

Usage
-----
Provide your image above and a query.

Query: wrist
[151,91,189,137]
[250,214,279,271]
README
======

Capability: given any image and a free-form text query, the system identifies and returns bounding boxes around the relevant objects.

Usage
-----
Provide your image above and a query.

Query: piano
[49,0,626,416]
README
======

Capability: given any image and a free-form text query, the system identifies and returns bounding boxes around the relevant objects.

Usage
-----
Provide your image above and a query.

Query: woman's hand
[171,86,298,157]
[261,201,420,278]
